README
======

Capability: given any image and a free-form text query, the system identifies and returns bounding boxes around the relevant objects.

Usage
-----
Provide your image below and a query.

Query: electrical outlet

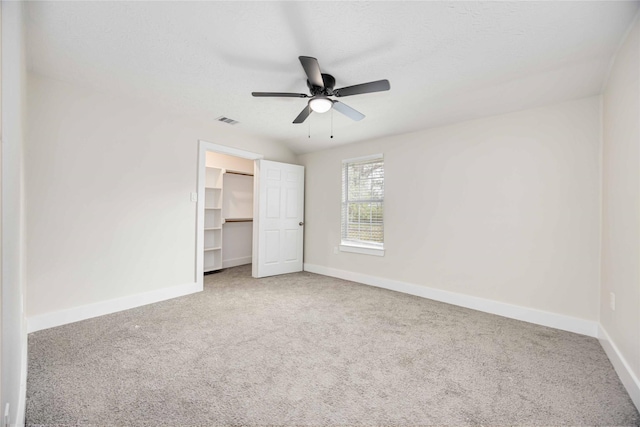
[610,292,616,311]
[190,192,198,202]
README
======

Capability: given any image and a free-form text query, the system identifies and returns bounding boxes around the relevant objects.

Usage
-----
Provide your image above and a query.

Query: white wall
[206,152,253,174]
[600,14,640,407]
[299,96,602,325]
[26,74,295,321]
[1,1,28,425]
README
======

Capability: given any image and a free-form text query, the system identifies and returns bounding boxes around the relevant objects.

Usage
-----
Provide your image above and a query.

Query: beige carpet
[27,265,639,426]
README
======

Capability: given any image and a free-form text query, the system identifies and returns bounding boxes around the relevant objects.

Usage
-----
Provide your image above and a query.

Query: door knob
[299,222,304,226]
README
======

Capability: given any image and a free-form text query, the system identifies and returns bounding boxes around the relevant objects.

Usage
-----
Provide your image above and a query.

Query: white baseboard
[303,263,598,337]
[223,256,252,269]
[27,281,202,333]
[598,325,640,411]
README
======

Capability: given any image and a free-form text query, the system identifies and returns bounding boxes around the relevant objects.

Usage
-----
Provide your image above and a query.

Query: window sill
[339,243,385,257]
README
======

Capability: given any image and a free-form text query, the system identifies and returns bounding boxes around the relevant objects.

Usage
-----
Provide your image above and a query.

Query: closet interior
[203,152,254,273]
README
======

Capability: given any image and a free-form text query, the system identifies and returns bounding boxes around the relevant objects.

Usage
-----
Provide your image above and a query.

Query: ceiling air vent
[216,116,239,125]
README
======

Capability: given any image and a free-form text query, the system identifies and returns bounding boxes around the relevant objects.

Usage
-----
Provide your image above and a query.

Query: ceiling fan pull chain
[308,120,310,139]
[331,109,334,139]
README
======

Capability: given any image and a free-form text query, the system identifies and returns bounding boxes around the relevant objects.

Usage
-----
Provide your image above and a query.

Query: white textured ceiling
[26,1,639,154]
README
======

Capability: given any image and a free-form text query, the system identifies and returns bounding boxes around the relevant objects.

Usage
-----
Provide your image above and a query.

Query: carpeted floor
[27,265,639,426]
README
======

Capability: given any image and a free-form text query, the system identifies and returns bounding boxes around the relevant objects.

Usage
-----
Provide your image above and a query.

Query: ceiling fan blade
[252,92,308,98]
[332,101,365,121]
[299,56,324,88]
[334,79,390,97]
[293,105,312,124]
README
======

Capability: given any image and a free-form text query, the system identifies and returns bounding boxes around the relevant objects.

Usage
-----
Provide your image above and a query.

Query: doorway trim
[196,140,263,289]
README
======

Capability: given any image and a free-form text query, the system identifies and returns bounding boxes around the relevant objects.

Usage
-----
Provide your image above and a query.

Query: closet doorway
[196,140,305,286]
[196,141,262,286]
[206,153,254,271]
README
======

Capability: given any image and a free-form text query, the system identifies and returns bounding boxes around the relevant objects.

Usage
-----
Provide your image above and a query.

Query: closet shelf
[224,169,254,177]
[204,165,224,273]
[225,218,253,223]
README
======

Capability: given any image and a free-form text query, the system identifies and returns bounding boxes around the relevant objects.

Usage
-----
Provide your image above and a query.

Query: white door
[253,160,304,278]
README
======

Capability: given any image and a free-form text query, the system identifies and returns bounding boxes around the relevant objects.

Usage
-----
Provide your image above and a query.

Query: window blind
[341,156,384,246]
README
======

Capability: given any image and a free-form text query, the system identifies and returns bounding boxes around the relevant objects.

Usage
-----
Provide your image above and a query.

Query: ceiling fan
[252,56,390,124]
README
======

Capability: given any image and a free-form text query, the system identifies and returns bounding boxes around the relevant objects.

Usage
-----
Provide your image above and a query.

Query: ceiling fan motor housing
[307,73,336,96]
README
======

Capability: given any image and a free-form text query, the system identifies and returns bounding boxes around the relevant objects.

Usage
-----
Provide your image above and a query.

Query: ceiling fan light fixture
[309,97,333,113]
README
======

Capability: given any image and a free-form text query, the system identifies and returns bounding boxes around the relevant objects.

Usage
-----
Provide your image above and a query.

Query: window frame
[340,154,385,257]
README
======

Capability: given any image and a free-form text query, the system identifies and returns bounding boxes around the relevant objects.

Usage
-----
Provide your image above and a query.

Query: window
[341,154,384,256]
